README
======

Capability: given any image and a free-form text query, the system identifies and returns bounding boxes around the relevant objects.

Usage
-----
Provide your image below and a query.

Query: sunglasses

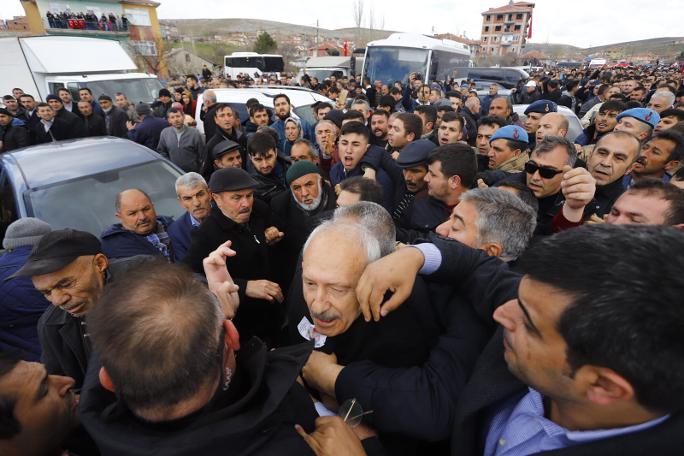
[525,161,563,179]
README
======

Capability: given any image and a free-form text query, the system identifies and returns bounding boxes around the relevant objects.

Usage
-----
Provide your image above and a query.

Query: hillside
[161,18,684,61]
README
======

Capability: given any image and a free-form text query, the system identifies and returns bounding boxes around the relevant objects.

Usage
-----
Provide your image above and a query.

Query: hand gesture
[202,241,240,319]
[264,226,284,245]
[356,247,424,321]
[561,165,596,210]
[295,417,368,456]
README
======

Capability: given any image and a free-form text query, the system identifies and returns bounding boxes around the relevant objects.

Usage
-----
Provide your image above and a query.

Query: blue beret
[396,139,437,168]
[616,108,660,129]
[524,99,557,115]
[489,125,529,144]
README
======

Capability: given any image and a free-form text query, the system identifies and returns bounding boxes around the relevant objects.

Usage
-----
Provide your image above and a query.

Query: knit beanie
[286,160,321,186]
[2,218,52,250]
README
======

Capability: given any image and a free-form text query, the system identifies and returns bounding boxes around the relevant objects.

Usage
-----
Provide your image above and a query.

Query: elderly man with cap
[0,218,51,361]
[0,107,30,152]
[101,188,175,261]
[98,94,129,138]
[201,139,243,181]
[614,107,660,143]
[10,229,149,387]
[183,167,287,346]
[523,100,557,150]
[126,103,169,149]
[270,160,337,287]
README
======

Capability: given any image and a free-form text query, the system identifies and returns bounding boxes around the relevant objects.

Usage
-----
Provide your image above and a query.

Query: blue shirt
[622,173,671,189]
[485,388,669,456]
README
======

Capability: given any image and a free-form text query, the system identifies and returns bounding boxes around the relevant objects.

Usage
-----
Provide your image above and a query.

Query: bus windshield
[363,46,429,84]
[225,56,284,73]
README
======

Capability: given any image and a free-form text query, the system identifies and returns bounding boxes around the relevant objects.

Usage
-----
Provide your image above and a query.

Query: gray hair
[652,90,675,107]
[333,201,396,257]
[203,90,217,104]
[292,138,319,159]
[175,172,208,195]
[303,220,382,264]
[460,187,536,261]
[532,135,577,166]
[351,99,370,110]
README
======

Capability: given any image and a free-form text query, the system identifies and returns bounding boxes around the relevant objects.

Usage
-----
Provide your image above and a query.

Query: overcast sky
[3,0,682,48]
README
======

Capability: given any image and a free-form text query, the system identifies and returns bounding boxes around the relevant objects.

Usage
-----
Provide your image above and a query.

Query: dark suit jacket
[29,117,73,144]
[82,113,107,137]
[105,106,129,138]
[0,123,30,151]
[167,211,195,262]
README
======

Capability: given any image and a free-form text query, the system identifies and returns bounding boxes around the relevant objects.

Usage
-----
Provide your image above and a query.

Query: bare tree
[353,0,364,44]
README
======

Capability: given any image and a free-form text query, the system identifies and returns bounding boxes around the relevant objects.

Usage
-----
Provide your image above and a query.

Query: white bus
[224,52,284,80]
[361,33,471,85]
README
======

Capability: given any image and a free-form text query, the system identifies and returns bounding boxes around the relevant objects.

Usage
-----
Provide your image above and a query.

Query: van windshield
[83,78,163,104]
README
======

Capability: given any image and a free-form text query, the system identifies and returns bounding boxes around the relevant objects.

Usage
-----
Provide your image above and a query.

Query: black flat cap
[396,139,437,168]
[10,229,102,278]
[209,168,258,193]
[212,139,241,159]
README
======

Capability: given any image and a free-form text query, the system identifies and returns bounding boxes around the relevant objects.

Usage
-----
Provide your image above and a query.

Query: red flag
[527,15,532,39]
[343,41,349,56]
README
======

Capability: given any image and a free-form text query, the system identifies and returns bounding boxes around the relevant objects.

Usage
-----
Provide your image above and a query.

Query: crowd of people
[1,61,684,456]
[45,10,128,32]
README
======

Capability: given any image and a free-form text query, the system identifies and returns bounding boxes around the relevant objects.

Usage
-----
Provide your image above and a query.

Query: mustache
[311,310,340,321]
[635,156,647,165]
[238,207,251,214]
[136,219,150,226]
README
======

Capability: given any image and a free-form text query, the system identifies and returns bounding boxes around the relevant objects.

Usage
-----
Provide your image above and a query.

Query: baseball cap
[10,229,102,278]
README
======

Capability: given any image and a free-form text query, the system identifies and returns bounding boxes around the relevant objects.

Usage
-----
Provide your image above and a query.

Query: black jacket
[183,203,284,344]
[250,157,290,204]
[29,117,73,144]
[104,106,129,138]
[396,195,451,243]
[287,268,441,455]
[80,338,320,456]
[0,123,30,151]
[100,216,175,260]
[37,257,151,387]
[585,178,626,218]
[82,113,107,137]
[334,235,507,443]
[56,108,87,139]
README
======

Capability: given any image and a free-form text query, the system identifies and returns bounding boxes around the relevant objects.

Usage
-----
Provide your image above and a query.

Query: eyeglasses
[524,161,563,179]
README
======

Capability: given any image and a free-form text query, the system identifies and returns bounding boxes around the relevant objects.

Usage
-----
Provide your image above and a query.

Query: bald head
[536,112,569,143]
[115,189,158,235]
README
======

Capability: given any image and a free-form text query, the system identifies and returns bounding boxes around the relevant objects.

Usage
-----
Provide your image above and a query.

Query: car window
[27,161,184,238]
[0,168,19,247]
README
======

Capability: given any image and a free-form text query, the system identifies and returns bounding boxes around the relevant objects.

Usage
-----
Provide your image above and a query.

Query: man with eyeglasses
[500,136,597,236]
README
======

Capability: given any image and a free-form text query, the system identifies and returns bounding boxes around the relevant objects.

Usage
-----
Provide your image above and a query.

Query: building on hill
[480,1,534,56]
[19,0,167,77]
[165,48,216,78]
